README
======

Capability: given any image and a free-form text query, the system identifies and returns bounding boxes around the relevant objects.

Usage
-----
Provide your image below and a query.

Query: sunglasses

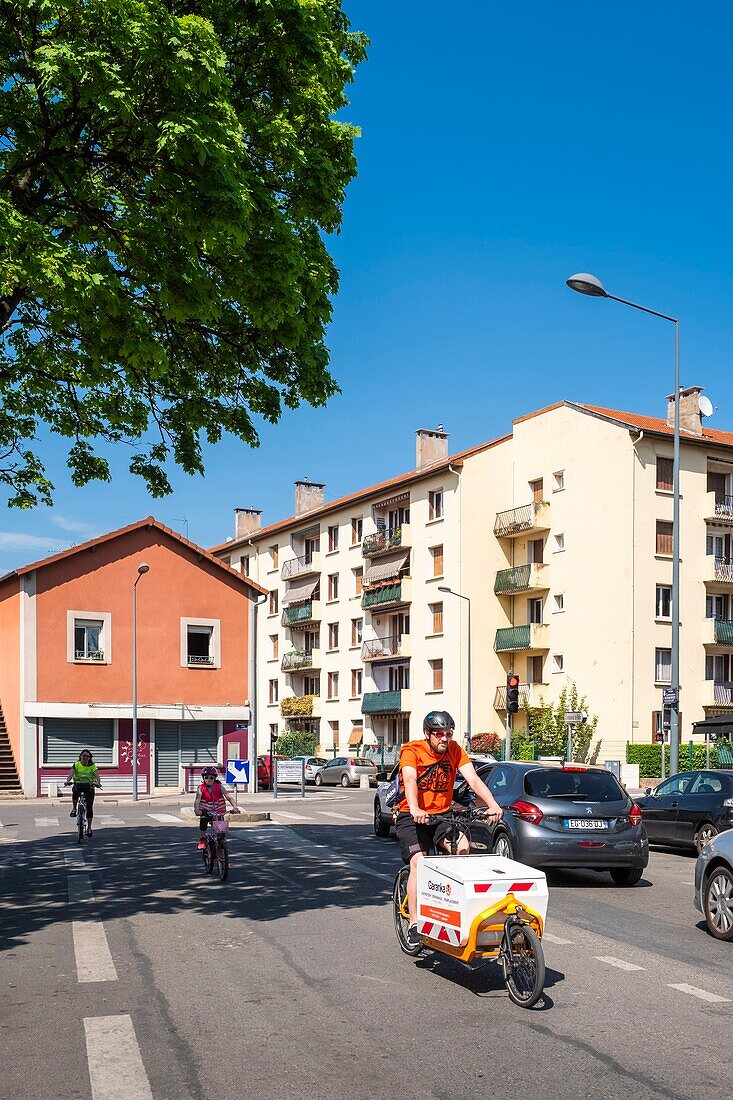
[430,730,453,740]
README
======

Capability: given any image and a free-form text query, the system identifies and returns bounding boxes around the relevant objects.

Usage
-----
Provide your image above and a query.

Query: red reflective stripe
[422,922,434,937]
[509,882,533,891]
[437,926,451,943]
[473,884,493,893]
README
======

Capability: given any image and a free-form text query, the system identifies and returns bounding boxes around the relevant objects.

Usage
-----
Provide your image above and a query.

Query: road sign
[564,711,587,725]
[662,688,678,707]
[276,759,305,783]
[225,759,250,785]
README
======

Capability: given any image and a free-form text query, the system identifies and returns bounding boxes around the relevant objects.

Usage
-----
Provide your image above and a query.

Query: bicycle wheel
[77,802,86,845]
[393,868,422,956]
[202,839,214,875]
[214,840,229,883]
[503,923,545,1008]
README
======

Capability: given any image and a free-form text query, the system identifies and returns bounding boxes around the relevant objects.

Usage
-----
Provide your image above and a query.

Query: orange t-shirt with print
[397,738,470,815]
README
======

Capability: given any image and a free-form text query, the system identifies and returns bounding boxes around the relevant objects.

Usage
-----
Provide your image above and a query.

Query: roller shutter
[154,720,218,787]
[43,718,114,765]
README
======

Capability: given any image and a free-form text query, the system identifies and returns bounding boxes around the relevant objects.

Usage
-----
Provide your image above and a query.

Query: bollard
[359,774,370,790]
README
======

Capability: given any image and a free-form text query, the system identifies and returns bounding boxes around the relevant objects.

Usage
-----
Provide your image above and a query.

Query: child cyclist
[194,766,240,848]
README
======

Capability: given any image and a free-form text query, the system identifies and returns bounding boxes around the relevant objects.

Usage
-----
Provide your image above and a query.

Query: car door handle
[670,801,679,807]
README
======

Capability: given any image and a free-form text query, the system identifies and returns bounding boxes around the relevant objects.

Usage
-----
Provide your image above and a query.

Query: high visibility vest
[73,761,97,783]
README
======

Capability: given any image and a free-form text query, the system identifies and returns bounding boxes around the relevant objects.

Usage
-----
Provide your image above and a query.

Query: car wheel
[703,865,733,941]
[610,867,644,886]
[374,799,391,838]
[492,831,513,859]
[314,773,323,787]
[341,774,350,788]
[695,822,718,854]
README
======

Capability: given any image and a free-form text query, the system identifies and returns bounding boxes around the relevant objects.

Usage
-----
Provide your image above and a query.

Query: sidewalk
[0,789,350,809]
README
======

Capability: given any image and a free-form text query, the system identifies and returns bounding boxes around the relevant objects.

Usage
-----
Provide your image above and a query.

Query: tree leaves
[0,0,367,505]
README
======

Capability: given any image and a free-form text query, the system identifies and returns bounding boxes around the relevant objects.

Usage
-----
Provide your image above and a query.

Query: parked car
[256,754,287,790]
[372,756,499,840]
[694,826,733,940]
[636,770,733,853]
[314,756,377,788]
[290,755,327,783]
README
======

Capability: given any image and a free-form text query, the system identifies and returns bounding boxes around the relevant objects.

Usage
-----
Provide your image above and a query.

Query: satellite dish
[699,395,713,418]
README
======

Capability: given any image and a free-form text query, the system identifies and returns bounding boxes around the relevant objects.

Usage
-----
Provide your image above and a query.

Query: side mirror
[644,787,652,796]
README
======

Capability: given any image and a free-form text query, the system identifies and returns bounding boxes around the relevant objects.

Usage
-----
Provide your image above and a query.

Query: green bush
[276,729,316,757]
[626,742,721,777]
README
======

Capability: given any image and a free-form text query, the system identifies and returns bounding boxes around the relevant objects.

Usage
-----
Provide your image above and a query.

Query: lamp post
[250,592,268,793]
[438,586,472,747]
[566,273,681,775]
[132,562,150,801]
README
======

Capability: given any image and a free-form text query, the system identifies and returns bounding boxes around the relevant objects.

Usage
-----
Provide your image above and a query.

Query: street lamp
[250,592,269,793]
[132,562,149,801]
[566,273,681,775]
[438,586,472,747]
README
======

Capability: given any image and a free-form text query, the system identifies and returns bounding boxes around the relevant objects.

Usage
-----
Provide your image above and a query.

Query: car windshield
[524,768,624,803]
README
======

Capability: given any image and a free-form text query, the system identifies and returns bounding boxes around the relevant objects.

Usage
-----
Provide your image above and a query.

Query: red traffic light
[507,674,520,688]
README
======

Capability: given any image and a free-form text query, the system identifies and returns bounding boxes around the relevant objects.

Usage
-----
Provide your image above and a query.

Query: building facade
[0,518,263,796]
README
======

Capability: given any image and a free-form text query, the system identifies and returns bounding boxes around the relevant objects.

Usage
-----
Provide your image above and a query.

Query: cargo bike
[393,808,548,1008]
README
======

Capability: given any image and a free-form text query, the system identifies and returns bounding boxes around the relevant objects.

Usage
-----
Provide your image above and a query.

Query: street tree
[0,0,367,506]
[520,683,601,763]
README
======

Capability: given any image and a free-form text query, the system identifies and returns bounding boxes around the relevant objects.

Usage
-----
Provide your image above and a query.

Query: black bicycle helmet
[423,710,455,733]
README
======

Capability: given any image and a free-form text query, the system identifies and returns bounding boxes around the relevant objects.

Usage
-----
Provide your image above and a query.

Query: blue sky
[3,1,733,569]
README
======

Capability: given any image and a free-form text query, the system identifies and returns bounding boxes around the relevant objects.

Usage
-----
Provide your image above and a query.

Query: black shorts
[395,812,470,864]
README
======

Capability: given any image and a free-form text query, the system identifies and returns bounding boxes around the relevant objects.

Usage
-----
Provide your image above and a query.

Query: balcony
[705,491,733,525]
[281,648,322,673]
[703,681,733,709]
[494,562,549,595]
[361,634,411,663]
[707,557,733,586]
[494,501,551,539]
[281,552,322,581]
[280,694,320,719]
[362,524,412,558]
[708,619,733,646]
[494,682,548,711]
[494,623,550,653]
[281,600,321,628]
[361,689,411,715]
[74,650,105,662]
[362,578,411,611]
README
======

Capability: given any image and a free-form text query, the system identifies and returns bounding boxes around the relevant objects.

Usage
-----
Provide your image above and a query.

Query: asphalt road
[0,788,730,1100]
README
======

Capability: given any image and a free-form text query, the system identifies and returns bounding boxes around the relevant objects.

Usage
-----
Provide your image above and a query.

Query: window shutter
[43,718,114,765]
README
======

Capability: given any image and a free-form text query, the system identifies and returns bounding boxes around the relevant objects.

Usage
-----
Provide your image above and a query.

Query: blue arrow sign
[226,759,250,785]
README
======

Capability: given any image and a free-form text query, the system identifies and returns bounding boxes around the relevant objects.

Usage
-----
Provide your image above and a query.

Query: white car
[290,755,327,783]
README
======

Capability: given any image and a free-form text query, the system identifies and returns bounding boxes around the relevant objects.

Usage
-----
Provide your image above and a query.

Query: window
[328,573,339,600]
[656,585,672,620]
[328,524,339,552]
[351,618,363,646]
[656,521,673,556]
[528,538,544,565]
[528,655,543,684]
[181,618,221,668]
[552,654,564,674]
[329,720,340,749]
[304,535,319,563]
[553,593,564,614]
[353,567,363,596]
[706,653,731,681]
[655,647,672,684]
[269,590,278,615]
[430,658,444,691]
[528,598,543,624]
[429,489,444,521]
[553,470,565,492]
[351,516,363,545]
[239,555,250,577]
[269,723,278,743]
[328,622,339,651]
[304,674,320,696]
[554,533,565,553]
[430,602,443,634]
[304,629,319,653]
[269,679,279,704]
[389,664,410,690]
[270,544,279,569]
[706,594,730,620]
[656,457,673,492]
[430,545,444,577]
[351,668,363,697]
[74,619,104,661]
[351,719,364,745]
[530,478,544,502]
[270,634,279,659]
[327,671,339,700]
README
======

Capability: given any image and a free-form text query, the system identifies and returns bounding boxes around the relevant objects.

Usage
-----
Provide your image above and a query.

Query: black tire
[214,841,229,883]
[374,799,391,838]
[703,865,733,941]
[610,866,644,886]
[202,840,214,875]
[314,773,323,787]
[77,804,85,845]
[492,831,513,859]
[341,774,350,788]
[695,822,718,854]
[393,868,422,956]
[503,924,545,1008]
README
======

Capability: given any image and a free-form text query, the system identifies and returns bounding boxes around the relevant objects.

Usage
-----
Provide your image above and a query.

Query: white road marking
[64,850,86,869]
[35,816,59,827]
[146,813,186,824]
[543,933,574,945]
[668,983,730,1004]
[253,824,392,882]
[180,807,196,818]
[317,810,361,821]
[84,1015,154,1099]
[96,816,125,826]
[73,920,117,983]
[272,811,310,822]
[68,872,95,906]
[595,956,646,972]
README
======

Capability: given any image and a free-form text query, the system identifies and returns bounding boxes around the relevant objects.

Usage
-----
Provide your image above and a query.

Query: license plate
[564,818,607,830]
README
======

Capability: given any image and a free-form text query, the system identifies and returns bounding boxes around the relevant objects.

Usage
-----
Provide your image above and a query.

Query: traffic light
[507,673,520,715]
[653,731,664,744]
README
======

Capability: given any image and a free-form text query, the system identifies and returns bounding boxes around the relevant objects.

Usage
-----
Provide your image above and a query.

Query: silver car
[290,755,327,783]
[314,756,377,788]
[694,826,733,941]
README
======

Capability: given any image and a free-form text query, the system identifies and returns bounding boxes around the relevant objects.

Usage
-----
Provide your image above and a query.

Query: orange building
[0,518,264,797]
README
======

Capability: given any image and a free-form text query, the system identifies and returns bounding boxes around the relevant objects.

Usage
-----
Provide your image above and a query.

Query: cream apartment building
[213,389,733,765]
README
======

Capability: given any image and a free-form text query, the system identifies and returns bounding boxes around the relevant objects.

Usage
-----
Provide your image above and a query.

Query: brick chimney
[295,479,325,515]
[667,386,704,437]
[234,508,262,539]
[416,425,449,469]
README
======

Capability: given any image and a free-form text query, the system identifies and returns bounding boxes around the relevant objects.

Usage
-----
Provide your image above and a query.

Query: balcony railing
[362,582,408,610]
[712,681,733,706]
[713,494,733,519]
[713,557,733,584]
[187,654,214,665]
[494,623,549,652]
[494,683,533,711]
[494,563,549,595]
[714,619,733,646]
[281,694,317,718]
[75,650,104,661]
[281,553,320,580]
[362,690,404,715]
[361,635,409,662]
[494,501,550,539]
[362,525,410,557]
[281,649,319,672]
[281,600,319,627]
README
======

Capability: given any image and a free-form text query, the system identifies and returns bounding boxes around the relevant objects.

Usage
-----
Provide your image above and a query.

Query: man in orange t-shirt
[396,710,503,948]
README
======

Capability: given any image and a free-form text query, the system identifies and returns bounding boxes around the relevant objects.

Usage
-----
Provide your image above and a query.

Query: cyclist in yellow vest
[64,749,102,836]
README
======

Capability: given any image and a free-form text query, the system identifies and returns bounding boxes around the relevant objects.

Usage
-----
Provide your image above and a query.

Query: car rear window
[524,768,624,802]
[352,758,374,766]
[312,758,327,766]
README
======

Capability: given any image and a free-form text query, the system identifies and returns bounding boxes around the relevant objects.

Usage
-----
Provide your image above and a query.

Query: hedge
[626,742,721,777]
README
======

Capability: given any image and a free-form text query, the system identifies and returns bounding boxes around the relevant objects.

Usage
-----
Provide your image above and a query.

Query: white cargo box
[417,855,548,948]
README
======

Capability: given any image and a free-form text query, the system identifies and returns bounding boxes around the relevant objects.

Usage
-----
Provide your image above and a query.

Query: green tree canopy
[519,683,602,763]
[0,1,367,505]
